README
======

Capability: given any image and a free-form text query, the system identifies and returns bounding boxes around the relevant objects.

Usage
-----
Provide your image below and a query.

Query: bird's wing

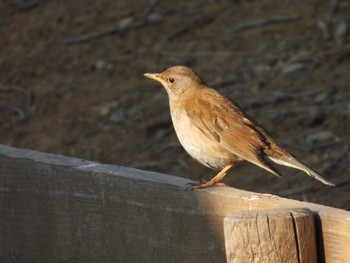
[185,88,284,177]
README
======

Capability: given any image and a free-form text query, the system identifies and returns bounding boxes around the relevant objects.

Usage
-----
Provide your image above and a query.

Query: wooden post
[224,208,317,263]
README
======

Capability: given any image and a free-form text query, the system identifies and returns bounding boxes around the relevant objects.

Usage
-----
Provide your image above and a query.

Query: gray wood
[0,144,349,263]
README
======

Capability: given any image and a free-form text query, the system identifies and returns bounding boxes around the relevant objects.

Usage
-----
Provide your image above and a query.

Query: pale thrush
[144,66,335,189]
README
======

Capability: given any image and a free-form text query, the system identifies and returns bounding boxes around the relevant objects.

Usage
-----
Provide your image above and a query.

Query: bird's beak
[143,73,162,83]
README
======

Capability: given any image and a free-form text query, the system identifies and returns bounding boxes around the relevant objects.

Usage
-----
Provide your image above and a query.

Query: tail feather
[268,155,335,186]
[251,156,284,178]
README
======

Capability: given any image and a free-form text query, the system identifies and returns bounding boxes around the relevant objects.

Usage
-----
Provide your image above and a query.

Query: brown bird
[144,66,335,189]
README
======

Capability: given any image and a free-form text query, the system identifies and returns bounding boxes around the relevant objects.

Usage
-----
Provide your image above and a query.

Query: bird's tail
[267,154,335,186]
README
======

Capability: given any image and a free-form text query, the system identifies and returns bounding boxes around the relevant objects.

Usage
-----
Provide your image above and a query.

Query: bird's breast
[169,104,239,170]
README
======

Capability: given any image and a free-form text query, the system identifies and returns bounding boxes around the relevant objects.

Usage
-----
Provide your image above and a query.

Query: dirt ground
[1,0,349,209]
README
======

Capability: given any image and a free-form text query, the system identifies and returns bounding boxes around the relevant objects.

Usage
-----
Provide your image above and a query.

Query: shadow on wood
[0,144,349,262]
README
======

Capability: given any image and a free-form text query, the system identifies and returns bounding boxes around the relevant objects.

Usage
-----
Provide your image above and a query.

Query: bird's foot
[185,180,226,190]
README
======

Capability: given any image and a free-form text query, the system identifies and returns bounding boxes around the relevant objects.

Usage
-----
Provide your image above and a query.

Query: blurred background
[0,0,349,209]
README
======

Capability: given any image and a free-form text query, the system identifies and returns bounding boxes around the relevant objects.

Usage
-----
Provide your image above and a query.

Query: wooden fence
[0,144,349,262]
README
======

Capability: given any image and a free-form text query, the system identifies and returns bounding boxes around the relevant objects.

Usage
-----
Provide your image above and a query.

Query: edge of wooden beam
[0,144,349,263]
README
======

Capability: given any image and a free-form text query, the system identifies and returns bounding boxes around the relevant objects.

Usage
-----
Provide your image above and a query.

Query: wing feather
[185,88,283,177]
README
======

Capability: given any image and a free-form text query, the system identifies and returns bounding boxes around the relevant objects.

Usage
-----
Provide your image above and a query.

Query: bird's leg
[190,163,235,189]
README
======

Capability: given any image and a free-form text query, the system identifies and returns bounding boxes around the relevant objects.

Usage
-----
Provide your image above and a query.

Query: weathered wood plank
[0,144,349,263]
[224,208,317,263]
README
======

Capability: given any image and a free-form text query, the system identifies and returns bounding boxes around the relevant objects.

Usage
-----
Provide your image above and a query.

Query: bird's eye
[168,78,175,83]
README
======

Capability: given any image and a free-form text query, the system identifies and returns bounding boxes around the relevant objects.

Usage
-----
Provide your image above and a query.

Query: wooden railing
[0,144,349,262]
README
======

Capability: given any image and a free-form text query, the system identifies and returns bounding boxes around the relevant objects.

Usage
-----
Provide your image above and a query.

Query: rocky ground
[1,0,349,209]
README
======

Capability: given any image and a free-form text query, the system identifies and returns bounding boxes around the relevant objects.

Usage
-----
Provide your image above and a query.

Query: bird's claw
[185,181,226,190]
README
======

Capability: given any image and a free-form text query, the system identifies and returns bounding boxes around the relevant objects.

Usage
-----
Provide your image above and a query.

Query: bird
[144,66,335,189]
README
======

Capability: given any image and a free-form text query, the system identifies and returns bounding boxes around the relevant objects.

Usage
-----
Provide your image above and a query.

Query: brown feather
[184,87,286,177]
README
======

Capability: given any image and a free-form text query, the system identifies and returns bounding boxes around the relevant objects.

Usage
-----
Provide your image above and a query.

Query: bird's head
[144,66,204,100]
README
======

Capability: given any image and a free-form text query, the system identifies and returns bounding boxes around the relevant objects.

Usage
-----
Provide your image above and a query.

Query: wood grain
[0,144,349,263]
[224,208,317,263]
